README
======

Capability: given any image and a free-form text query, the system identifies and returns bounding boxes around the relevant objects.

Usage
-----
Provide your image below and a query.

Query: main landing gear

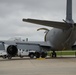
[51,51,57,58]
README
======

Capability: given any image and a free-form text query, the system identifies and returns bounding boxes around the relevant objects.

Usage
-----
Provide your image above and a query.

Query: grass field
[47,51,76,56]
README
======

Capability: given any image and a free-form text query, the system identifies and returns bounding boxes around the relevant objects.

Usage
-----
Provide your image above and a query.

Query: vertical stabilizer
[66,0,73,23]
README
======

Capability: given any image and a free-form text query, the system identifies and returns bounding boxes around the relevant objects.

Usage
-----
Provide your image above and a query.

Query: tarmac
[0,57,76,75]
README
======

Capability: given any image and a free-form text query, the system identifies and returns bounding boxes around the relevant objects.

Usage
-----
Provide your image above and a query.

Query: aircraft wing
[16,41,52,51]
[23,18,71,30]
[0,40,51,47]
[0,40,51,51]
[17,41,51,47]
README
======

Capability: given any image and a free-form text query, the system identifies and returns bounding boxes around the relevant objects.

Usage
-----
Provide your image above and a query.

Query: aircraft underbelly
[46,28,76,50]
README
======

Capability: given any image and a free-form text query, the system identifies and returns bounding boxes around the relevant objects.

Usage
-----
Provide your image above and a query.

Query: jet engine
[7,45,18,56]
[37,28,49,41]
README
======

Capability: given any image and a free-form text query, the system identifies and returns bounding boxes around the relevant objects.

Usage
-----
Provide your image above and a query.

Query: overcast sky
[0,0,76,41]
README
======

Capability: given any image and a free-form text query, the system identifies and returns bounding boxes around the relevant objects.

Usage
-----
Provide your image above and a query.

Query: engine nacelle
[7,45,18,56]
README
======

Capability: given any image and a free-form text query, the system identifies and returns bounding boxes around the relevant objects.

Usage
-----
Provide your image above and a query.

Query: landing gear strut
[51,51,57,58]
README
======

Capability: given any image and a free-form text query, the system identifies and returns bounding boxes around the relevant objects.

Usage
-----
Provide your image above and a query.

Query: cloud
[0,0,76,41]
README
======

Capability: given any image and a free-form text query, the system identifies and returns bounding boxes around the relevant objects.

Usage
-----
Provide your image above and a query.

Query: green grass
[47,51,76,56]
[56,51,75,55]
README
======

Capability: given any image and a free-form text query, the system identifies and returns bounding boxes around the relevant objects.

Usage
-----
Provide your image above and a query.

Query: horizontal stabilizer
[23,18,71,30]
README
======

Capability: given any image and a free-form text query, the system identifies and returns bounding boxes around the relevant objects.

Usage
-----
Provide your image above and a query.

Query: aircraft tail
[22,0,75,29]
[66,0,73,23]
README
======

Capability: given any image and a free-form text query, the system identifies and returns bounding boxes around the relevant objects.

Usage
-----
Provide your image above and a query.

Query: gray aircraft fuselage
[46,0,76,50]
[23,0,76,51]
[46,28,76,50]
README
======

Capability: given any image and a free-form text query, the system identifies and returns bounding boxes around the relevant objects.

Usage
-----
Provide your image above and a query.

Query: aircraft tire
[41,52,47,58]
[29,53,34,59]
[35,52,40,58]
[51,51,57,58]
[8,56,12,59]
[2,55,7,59]
[20,56,23,58]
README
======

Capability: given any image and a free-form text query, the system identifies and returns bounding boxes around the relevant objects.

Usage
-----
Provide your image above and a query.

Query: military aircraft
[0,0,76,59]
[22,0,76,57]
